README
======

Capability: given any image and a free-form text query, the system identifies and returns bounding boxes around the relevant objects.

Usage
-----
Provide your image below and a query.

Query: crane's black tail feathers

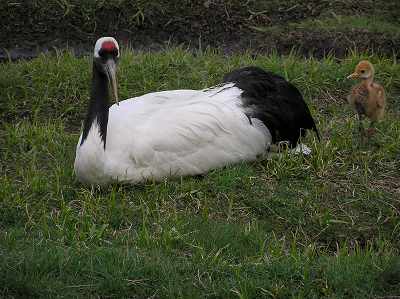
[223,66,320,147]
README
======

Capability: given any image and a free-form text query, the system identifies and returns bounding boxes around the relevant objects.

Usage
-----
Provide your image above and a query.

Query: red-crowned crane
[74,37,319,185]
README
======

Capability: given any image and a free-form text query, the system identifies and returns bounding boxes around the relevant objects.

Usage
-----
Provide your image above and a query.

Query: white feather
[74,83,272,184]
[290,143,312,155]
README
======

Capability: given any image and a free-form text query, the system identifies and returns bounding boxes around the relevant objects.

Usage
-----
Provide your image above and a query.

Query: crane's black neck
[80,63,110,149]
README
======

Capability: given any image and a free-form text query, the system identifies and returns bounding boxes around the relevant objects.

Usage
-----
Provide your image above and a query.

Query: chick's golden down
[347,60,386,134]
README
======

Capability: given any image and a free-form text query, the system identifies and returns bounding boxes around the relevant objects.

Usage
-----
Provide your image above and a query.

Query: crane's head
[347,60,375,80]
[93,37,120,104]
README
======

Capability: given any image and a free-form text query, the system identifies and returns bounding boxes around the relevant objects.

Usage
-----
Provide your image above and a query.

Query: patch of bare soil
[1,0,399,60]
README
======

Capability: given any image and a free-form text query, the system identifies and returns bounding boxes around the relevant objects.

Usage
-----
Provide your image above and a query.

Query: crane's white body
[74,83,272,184]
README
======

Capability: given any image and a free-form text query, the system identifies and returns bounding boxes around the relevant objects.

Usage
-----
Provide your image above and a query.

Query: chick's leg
[367,121,376,137]
[358,114,365,143]
[354,102,365,140]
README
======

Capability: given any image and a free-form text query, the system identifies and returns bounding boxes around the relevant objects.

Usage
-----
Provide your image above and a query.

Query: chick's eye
[361,70,365,73]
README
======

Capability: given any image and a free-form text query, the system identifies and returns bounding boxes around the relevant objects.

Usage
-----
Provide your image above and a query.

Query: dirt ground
[1,0,399,61]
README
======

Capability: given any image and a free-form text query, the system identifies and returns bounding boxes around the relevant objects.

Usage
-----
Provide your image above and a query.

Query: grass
[294,15,400,36]
[1,48,400,298]
[253,15,400,36]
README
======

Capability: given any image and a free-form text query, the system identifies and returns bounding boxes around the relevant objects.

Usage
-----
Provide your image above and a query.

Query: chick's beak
[347,72,359,79]
[104,58,119,105]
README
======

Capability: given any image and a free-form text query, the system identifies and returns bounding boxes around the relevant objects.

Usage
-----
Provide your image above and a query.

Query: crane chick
[347,60,386,139]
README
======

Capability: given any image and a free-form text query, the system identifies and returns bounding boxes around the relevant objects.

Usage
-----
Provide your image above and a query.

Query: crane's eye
[98,49,106,58]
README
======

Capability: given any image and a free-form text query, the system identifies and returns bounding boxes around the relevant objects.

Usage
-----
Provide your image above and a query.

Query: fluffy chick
[347,60,386,138]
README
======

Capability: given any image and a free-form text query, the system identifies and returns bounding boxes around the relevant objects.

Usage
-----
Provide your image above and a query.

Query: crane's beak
[104,59,119,105]
[347,72,359,79]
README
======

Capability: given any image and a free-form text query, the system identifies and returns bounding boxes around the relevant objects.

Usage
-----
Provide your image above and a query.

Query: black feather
[223,66,320,147]
[81,62,109,148]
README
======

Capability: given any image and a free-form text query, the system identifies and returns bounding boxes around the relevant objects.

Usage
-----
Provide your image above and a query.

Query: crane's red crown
[101,41,117,52]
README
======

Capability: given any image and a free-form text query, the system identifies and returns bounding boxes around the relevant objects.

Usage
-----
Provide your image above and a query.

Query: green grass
[251,14,400,38]
[294,15,400,36]
[1,48,400,298]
